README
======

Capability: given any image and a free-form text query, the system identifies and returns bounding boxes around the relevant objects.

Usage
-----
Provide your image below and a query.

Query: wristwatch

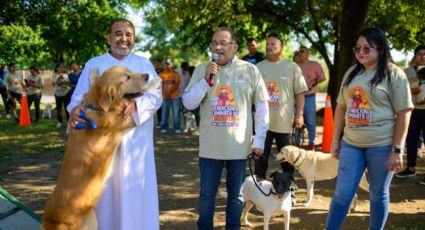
[392,145,403,154]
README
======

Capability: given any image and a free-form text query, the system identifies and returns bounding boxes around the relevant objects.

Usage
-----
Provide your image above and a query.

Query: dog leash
[247,153,275,197]
[75,110,97,129]
[291,124,306,146]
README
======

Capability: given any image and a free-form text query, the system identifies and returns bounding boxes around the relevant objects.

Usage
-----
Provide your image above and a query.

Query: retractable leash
[247,153,274,197]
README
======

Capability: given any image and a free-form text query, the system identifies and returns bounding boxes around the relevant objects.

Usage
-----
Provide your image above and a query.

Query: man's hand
[331,142,340,159]
[294,115,304,128]
[124,99,136,121]
[69,105,86,128]
[251,147,264,160]
[204,62,220,82]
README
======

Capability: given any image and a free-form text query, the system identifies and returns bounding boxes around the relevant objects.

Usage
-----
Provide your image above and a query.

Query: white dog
[182,110,196,133]
[42,103,52,119]
[276,145,369,210]
[221,172,292,230]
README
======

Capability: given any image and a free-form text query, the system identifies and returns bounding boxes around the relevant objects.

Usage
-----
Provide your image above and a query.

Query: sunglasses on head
[352,46,375,54]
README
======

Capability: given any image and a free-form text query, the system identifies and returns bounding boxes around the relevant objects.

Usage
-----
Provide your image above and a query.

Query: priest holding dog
[64,18,162,230]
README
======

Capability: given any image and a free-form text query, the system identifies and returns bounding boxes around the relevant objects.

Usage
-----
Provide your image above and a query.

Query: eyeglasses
[352,46,375,54]
[209,41,236,48]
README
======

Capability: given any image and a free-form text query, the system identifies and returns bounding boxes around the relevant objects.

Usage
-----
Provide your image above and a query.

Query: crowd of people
[0,18,424,230]
[0,61,81,127]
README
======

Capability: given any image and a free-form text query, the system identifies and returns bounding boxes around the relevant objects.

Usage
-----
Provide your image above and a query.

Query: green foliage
[0,0,142,66]
[0,25,49,66]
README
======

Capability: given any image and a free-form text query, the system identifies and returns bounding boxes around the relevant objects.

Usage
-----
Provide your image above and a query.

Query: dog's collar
[293,151,306,169]
[82,102,101,111]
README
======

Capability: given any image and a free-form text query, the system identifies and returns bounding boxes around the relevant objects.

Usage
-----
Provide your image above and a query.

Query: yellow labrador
[42,66,161,230]
[276,145,369,210]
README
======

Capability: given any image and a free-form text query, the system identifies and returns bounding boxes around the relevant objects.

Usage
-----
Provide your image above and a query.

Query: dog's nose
[144,74,149,81]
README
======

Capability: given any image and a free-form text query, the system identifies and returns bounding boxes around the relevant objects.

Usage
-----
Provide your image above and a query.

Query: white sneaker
[175,129,182,134]
[56,122,62,128]
[418,148,423,158]
[160,129,167,133]
[6,114,11,119]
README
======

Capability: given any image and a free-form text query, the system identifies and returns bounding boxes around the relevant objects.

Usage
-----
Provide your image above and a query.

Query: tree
[141,0,425,107]
[0,0,146,66]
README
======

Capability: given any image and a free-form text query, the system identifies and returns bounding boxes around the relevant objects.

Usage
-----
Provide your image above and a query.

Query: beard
[110,42,133,57]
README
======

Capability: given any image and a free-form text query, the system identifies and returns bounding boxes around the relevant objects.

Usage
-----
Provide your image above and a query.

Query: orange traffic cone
[321,95,334,153]
[19,89,31,126]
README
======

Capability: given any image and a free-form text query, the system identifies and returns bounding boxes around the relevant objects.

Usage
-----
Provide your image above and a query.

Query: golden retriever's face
[275,145,301,164]
[87,66,156,112]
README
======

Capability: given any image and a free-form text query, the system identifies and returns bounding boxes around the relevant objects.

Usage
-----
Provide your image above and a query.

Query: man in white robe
[67,18,162,230]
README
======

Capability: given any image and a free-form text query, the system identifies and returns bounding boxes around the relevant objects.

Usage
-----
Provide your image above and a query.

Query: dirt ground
[1,121,425,229]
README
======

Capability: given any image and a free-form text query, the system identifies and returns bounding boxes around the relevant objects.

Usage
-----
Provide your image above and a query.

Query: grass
[0,104,67,162]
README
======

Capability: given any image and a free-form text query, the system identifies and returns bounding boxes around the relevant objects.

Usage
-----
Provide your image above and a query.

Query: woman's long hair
[344,28,392,89]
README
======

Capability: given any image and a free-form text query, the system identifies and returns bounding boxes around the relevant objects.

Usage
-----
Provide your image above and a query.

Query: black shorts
[10,91,22,101]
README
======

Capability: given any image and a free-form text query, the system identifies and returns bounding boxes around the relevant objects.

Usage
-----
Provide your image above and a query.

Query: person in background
[159,58,181,134]
[26,65,44,123]
[67,18,162,229]
[153,58,164,129]
[183,27,269,230]
[52,63,71,127]
[326,27,413,230]
[177,61,191,101]
[255,33,308,179]
[0,60,10,118]
[395,45,425,183]
[5,63,23,121]
[241,37,264,64]
[294,46,326,150]
[68,61,81,97]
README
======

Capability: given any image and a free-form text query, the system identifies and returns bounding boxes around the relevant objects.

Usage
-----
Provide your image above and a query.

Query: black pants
[0,87,10,114]
[255,130,294,179]
[28,94,41,121]
[55,93,71,123]
[406,108,425,168]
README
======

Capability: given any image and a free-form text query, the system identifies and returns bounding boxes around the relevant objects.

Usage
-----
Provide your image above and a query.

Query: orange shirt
[159,69,180,99]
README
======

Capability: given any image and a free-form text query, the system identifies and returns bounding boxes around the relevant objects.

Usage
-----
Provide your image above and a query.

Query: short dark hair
[8,62,16,68]
[181,61,190,70]
[414,45,425,55]
[247,37,256,43]
[267,33,283,44]
[29,65,40,74]
[108,18,135,34]
[214,27,237,42]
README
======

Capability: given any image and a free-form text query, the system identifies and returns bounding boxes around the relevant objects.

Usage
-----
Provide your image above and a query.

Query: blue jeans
[161,98,181,130]
[294,94,316,145]
[198,157,246,230]
[326,141,394,230]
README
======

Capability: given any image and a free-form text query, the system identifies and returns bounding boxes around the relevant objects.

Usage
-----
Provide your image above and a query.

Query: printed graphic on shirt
[266,80,281,111]
[162,79,177,91]
[347,86,373,127]
[211,85,239,126]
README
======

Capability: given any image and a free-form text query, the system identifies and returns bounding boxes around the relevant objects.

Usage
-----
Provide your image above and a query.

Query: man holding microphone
[183,27,269,230]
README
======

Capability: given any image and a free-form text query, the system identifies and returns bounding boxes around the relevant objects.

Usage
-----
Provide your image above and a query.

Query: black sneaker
[395,168,416,178]
[419,177,425,186]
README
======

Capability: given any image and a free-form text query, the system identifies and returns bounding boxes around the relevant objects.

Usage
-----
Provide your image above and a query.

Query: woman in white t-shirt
[52,63,71,127]
[326,28,413,230]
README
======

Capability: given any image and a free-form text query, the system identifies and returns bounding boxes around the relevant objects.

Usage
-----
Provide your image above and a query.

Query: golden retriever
[42,66,161,230]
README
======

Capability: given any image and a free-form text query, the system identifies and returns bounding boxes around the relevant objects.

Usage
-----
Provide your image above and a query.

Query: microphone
[209,53,219,87]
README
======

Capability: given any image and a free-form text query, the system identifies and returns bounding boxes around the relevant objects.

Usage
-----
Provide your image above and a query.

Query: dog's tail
[359,172,369,192]
[219,190,228,198]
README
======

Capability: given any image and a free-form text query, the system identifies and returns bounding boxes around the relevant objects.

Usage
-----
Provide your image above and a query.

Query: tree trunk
[328,0,372,109]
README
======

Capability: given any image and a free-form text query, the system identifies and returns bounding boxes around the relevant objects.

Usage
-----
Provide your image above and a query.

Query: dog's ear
[98,86,117,112]
[88,68,100,86]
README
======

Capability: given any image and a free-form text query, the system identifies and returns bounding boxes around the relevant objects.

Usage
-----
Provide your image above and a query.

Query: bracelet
[295,115,303,119]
